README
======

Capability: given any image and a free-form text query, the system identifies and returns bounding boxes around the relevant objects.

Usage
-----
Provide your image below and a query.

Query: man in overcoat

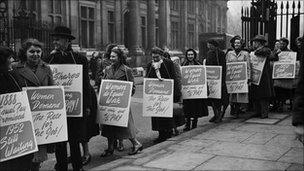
[250,35,274,119]
[43,26,92,171]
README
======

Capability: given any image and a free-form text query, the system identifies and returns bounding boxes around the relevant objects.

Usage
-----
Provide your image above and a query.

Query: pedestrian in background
[182,48,209,130]
[13,38,53,171]
[100,47,143,156]
[146,47,181,143]
[0,46,34,171]
[206,39,229,123]
[226,36,251,118]
[250,35,274,119]
[44,26,92,171]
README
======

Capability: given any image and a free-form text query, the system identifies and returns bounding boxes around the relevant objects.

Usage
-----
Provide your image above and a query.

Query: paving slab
[195,156,290,170]
[178,139,217,147]
[91,159,130,171]
[192,130,255,143]
[132,150,168,165]
[144,152,214,170]
[286,163,304,171]
[241,132,277,145]
[277,116,292,126]
[113,165,161,170]
[268,113,289,119]
[201,141,291,161]
[167,144,205,152]
[265,134,303,148]
[245,118,280,124]
[235,124,295,134]
[278,147,304,164]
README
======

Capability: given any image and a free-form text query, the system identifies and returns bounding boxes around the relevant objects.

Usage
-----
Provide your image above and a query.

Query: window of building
[48,0,62,26]
[188,24,195,48]
[155,19,160,47]
[170,0,179,11]
[171,21,179,49]
[81,6,95,48]
[141,16,146,50]
[108,11,115,43]
[187,0,195,14]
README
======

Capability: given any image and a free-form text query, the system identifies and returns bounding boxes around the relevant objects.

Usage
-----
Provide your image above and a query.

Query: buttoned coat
[101,64,137,139]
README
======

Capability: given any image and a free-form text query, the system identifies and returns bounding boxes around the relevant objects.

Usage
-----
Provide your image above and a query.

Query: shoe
[100,149,114,157]
[82,154,91,165]
[173,129,180,136]
[128,144,143,155]
[117,142,124,151]
[191,119,197,129]
[153,137,166,144]
[209,116,216,122]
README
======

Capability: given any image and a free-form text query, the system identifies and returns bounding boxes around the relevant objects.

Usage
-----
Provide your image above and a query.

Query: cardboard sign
[49,65,83,117]
[143,78,173,118]
[250,52,266,85]
[226,62,248,93]
[24,86,68,145]
[98,80,132,127]
[278,51,297,63]
[206,66,222,99]
[181,66,207,99]
[272,63,296,79]
[0,91,38,162]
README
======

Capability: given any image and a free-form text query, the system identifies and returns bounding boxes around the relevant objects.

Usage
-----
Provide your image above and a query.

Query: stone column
[128,0,143,67]
[181,0,188,50]
[115,0,122,44]
[159,0,169,49]
[100,0,107,47]
[147,0,155,52]
[69,0,79,44]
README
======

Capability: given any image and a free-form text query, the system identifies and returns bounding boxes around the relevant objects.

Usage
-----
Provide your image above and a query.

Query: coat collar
[107,64,128,80]
[15,60,47,86]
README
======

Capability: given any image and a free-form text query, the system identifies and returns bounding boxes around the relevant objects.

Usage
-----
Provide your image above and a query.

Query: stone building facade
[5,0,228,66]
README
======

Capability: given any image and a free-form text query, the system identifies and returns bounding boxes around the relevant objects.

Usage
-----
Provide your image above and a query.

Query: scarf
[152,59,163,80]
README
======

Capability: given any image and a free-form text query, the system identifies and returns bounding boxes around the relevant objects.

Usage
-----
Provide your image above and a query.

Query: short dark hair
[104,43,117,59]
[0,46,14,65]
[151,47,164,56]
[185,48,197,60]
[111,47,127,65]
[280,37,289,45]
[18,38,43,62]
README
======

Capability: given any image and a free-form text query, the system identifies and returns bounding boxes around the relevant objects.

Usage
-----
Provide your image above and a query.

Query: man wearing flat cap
[250,35,274,119]
[43,26,92,171]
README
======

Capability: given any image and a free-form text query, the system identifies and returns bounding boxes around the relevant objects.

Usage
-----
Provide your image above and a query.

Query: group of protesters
[0,24,303,171]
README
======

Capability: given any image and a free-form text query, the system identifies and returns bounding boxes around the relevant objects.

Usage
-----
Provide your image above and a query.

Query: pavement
[91,111,303,170]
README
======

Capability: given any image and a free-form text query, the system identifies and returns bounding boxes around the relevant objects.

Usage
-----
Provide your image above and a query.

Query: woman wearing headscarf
[182,49,209,130]
[226,36,251,118]
[13,38,53,170]
[0,46,34,171]
[100,47,143,156]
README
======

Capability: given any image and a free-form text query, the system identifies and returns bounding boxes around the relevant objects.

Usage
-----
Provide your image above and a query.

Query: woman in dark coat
[100,47,143,156]
[0,46,34,171]
[250,35,274,118]
[182,49,209,130]
[146,47,181,143]
[206,40,229,123]
[14,38,53,171]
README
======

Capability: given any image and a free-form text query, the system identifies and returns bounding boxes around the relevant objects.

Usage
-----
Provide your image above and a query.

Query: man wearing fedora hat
[43,26,92,171]
[250,35,274,119]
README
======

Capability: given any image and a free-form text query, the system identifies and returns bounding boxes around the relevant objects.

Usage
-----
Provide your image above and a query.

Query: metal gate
[241,0,303,50]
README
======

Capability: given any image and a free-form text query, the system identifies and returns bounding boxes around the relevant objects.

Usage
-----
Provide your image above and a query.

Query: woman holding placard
[0,46,34,171]
[13,38,54,171]
[226,36,251,118]
[100,47,143,156]
[182,49,209,130]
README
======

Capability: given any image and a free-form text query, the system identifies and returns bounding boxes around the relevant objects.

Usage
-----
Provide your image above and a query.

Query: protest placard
[143,78,173,118]
[0,91,38,162]
[272,62,296,79]
[250,52,266,85]
[24,86,68,145]
[206,66,222,99]
[226,62,248,93]
[98,80,133,127]
[49,65,83,117]
[181,65,207,99]
[278,51,297,63]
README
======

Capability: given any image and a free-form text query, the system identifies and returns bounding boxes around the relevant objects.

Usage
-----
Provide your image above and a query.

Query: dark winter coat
[206,48,229,106]
[250,47,275,100]
[85,85,100,141]
[146,59,179,131]
[43,49,92,141]
[0,69,33,171]
[182,60,209,118]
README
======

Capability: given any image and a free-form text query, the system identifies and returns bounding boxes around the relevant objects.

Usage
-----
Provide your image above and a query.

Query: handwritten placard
[49,65,83,117]
[206,66,222,99]
[24,86,68,145]
[0,91,38,162]
[143,78,173,118]
[98,80,132,127]
[181,66,207,99]
[278,51,297,63]
[226,62,248,93]
[250,52,266,85]
[272,63,296,79]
